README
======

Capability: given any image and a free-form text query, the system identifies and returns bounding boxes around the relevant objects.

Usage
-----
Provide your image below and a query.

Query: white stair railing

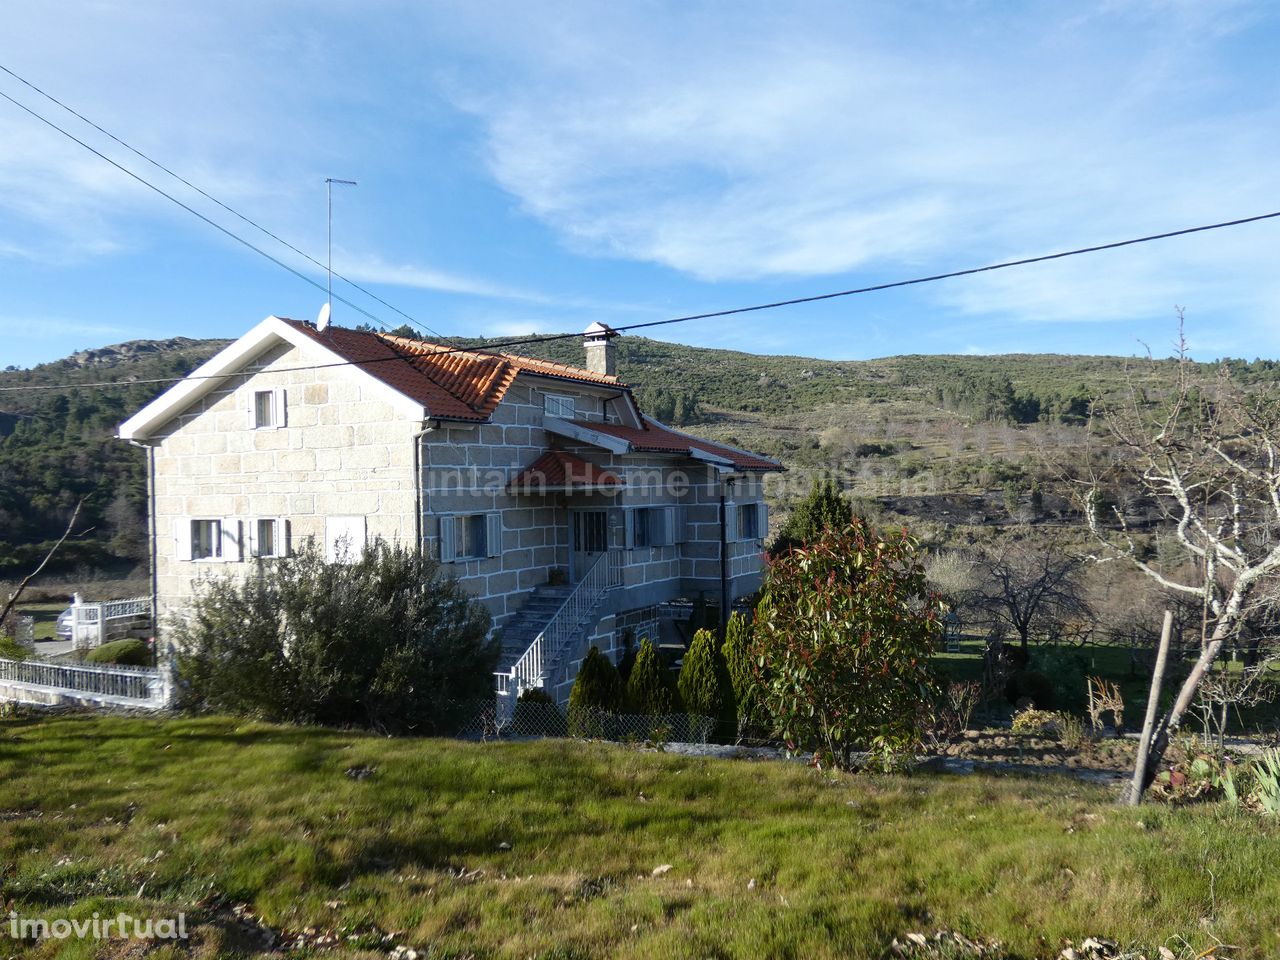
[494,550,622,722]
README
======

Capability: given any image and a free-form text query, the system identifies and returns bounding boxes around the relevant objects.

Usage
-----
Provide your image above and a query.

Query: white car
[55,607,74,640]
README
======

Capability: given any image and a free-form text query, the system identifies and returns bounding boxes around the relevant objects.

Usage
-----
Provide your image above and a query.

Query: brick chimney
[583,321,618,377]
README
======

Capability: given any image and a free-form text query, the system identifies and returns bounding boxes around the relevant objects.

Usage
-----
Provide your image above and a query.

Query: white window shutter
[623,508,635,549]
[758,502,769,540]
[659,506,675,546]
[245,519,258,558]
[325,516,365,563]
[724,502,737,542]
[273,387,287,428]
[176,519,193,562]
[439,516,457,562]
[221,519,242,562]
[486,512,503,558]
[279,518,291,557]
[248,393,257,429]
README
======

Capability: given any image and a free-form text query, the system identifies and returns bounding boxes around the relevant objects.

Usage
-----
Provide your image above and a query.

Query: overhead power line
[1,207,1277,395]
[0,65,446,340]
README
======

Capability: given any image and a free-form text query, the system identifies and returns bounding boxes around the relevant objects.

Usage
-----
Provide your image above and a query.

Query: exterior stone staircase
[497,584,575,665]
[494,552,622,720]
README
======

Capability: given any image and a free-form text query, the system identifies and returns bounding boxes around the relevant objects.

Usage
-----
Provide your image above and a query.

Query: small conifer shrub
[568,646,624,737]
[678,627,736,742]
[626,638,682,716]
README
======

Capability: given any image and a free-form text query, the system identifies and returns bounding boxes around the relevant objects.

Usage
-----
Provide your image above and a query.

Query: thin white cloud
[2,316,136,340]
[336,252,549,302]
[436,0,1280,321]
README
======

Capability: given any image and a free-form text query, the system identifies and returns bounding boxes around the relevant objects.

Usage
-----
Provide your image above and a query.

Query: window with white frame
[628,507,674,548]
[543,393,576,420]
[737,502,767,541]
[180,518,242,562]
[251,388,286,429]
[191,519,221,560]
[439,513,503,562]
[325,516,366,563]
[249,518,287,558]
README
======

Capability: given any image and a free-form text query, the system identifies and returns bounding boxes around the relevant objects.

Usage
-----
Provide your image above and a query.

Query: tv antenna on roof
[320,177,357,331]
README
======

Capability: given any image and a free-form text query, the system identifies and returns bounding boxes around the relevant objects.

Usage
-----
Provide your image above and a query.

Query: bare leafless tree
[1085,322,1280,798]
[972,535,1090,653]
[0,497,85,625]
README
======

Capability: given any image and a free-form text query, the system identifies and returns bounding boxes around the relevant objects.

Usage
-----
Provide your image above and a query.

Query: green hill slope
[3,325,1263,576]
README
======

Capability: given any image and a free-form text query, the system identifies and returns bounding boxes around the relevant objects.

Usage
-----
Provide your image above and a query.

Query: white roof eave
[117,315,426,441]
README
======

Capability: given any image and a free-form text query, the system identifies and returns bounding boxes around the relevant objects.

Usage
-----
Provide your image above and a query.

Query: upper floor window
[251,388,286,429]
[628,506,675,548]
[543,393,575,420]
[179,518,241,562]
[325,515,366,563]
[735,502,767,542]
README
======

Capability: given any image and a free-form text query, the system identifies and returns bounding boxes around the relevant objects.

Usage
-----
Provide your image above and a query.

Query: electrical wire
[0,77,445,340]
[1,206,1277,395]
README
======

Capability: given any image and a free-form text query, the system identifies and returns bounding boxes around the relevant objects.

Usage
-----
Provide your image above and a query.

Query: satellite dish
[317,302,331,332]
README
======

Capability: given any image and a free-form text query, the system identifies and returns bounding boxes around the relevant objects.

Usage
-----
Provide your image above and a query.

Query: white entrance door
[570,509,609,581]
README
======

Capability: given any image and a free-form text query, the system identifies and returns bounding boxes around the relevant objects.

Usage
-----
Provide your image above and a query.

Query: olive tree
[173,540,496,734]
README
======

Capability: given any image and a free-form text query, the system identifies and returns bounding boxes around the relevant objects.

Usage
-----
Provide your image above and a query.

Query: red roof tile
[509,450,623,493]
[575,418,782,472]
[281,319,621,422]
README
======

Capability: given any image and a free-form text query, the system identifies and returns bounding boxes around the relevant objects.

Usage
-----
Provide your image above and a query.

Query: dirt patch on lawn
[928,730,1138,773]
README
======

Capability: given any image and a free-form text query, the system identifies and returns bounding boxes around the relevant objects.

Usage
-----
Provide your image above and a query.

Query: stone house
[118,315,781,705]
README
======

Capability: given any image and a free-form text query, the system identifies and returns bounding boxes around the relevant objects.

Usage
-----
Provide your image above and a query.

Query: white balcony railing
[0,657,166,708]
[494,550,622,723]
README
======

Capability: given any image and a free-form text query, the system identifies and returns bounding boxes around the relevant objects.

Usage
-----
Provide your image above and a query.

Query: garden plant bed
[930,730,1138,772]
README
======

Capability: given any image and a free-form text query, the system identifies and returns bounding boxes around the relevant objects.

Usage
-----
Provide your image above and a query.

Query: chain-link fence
[455,700,720,744]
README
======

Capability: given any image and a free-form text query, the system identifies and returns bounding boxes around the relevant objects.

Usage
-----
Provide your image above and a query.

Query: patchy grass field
[2,714,1279,959]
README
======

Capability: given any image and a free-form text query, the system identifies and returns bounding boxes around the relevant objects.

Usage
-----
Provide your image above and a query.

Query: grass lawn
[932,638,1280,735]
[3,717,1280,958]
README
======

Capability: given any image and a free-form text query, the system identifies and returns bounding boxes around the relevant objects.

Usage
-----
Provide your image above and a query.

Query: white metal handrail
[495,550,623,714]
[0,656,164,705]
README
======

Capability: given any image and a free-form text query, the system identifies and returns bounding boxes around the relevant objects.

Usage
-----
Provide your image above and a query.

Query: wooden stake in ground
[1128,609,1173,806]
[0,498,84,626]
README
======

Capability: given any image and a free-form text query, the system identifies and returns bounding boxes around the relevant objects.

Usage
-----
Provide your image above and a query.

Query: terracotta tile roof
[574,417,783,472]
[281,319,621,422]
[509,450,624,493]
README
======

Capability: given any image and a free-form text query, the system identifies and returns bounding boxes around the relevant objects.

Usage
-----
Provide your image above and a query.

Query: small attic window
[252,389,286,429]
[543,393,575,420]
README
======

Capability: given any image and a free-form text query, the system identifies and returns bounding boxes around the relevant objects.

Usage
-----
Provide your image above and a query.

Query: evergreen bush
[753,519,942,770]
[769,478,855,558]
[85,638,151,666]
[721,612,758,732]
[567,646,624,737]
[513,687,567,737]
[173,540,496,734]
[626,638,682,715]
[678,628,736,742]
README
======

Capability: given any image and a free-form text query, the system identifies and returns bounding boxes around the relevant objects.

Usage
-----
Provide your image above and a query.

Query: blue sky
[2,0,1278,369]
